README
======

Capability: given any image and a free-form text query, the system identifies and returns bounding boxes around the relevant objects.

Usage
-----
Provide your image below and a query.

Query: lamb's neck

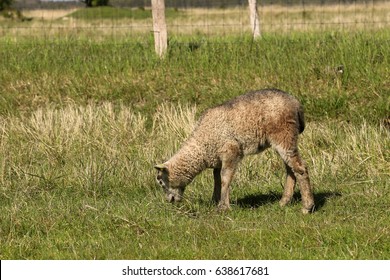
[168,139,206,183]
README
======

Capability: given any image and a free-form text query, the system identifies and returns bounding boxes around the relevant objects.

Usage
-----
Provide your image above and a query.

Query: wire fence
[1,0,389,41]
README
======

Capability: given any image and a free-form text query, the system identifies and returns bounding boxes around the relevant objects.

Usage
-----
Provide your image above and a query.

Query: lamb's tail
[298,108,305,134]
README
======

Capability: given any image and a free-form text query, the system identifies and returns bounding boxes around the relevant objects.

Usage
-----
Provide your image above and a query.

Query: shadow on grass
[236,191,342,212]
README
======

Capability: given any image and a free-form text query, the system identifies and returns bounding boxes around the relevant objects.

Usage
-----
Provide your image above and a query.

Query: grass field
[0,4,390,259]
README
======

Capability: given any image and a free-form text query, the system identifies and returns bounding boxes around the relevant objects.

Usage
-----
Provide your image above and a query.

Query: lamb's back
[192,89,303,156]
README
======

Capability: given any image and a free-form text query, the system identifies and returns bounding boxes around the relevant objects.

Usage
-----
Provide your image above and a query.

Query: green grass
[0,26,389,259]
[67,6,182,20]
[0,31,389,123]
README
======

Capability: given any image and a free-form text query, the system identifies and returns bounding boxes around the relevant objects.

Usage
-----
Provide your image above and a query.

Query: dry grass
[0,103,147,187]
[1,102,388,193]
[21,9,79,20]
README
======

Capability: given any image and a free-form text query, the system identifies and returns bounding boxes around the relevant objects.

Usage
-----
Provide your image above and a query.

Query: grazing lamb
[155,89,315,214]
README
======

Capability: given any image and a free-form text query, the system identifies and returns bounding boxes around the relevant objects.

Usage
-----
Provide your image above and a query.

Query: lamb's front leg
[218,141,242,211]
[218,167,235,211]
[212,168,221,204]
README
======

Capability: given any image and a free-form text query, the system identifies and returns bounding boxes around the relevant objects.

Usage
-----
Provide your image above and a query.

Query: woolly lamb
[155,89,315,213]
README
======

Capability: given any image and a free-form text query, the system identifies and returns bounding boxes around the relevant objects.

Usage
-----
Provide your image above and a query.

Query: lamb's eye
[158,179,169,191]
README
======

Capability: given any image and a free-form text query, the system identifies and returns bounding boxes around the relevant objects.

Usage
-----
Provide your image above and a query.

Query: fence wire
[1,0,389,41]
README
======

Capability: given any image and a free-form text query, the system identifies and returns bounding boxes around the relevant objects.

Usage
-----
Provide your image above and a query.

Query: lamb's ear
[154,164,167,171]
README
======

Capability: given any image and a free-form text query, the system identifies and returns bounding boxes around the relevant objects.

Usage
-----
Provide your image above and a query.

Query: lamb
[154,89,315,214]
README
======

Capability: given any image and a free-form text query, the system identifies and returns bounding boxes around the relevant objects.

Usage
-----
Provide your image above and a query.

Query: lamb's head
[154,163,185,203]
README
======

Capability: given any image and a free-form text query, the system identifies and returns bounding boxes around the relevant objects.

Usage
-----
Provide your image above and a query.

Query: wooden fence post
[248,0,261,39]
[151,0,168,57]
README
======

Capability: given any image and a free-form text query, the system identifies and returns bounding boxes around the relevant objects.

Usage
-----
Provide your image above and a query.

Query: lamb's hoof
[301,204,315,214]
[217,204,231,212]
[279,197,291,207]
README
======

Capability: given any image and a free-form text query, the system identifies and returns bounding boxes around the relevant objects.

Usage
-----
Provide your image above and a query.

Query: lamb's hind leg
[274,145,314,214]
[279,163,296,207]
[292,155,314,214]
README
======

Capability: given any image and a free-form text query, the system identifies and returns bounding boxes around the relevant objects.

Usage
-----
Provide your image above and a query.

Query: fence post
[151,0,168,57]
[248,0,261,39]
